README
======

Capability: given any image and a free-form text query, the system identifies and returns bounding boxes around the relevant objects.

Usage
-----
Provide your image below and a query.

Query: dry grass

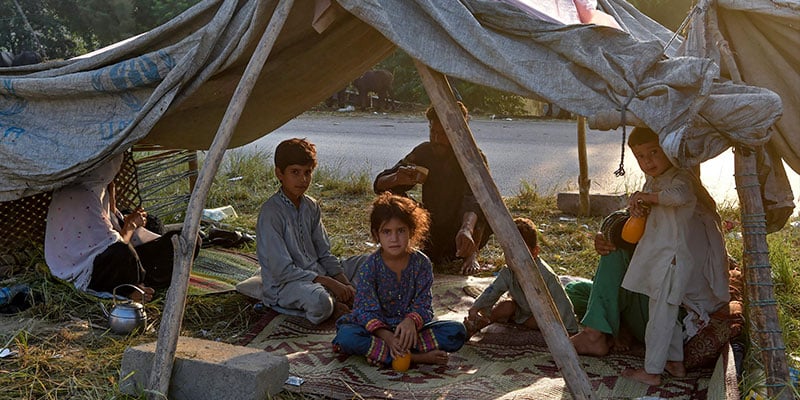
[1,154,798,399]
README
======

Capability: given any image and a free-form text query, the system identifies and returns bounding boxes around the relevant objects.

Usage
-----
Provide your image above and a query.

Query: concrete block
[120,336,288,400]
[556,192,628,217]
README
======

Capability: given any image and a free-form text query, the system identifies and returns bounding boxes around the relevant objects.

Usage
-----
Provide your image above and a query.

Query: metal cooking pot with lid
[101,284,147,335]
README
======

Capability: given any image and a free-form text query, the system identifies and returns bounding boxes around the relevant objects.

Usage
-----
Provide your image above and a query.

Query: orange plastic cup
[391,352,411,372]
[621,215,646,243]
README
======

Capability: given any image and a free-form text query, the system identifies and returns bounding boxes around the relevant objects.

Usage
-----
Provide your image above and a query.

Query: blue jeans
[332,320,467,365]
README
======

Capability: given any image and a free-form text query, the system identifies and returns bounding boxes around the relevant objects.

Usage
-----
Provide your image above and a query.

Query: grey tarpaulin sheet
[680,0,799,230]
[715,0,799,173]
[0,0,787,202]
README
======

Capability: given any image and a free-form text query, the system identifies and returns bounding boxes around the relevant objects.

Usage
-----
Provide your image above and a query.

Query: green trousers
[568,249,649,342]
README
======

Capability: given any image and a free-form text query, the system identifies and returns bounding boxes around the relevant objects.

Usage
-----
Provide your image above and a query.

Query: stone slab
[119,336,288,400]
[556,192,628,217]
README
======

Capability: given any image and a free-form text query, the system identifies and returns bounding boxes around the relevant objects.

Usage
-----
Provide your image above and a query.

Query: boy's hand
[593,232,616,256]
[315,276,355,303]
[338,284,356,303]
[627,191,654,218]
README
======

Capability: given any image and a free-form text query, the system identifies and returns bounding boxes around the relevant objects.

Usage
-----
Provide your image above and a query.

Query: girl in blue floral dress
[332,193,467,368]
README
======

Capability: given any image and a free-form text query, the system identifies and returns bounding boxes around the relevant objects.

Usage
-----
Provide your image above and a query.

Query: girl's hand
[394,318,418,353]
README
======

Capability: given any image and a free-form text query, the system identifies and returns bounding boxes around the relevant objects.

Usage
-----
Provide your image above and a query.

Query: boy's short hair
[425,101,468,123]
[627,127,660,147]
[275,138,317,171]
[514,217,538,249]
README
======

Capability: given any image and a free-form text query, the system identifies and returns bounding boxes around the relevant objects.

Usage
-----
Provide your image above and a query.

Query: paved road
[231,112,797,207]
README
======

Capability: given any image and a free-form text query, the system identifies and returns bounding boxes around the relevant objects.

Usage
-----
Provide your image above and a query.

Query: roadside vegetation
[0,146,797,399]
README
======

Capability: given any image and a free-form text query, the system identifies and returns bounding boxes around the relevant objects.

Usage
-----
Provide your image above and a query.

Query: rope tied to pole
[613,92,637,177]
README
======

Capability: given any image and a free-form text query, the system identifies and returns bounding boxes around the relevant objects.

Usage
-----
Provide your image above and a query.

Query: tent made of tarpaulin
[0,0,795,398]
[0,0,788,202]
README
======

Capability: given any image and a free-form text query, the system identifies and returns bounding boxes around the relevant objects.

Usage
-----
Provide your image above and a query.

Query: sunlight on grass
[2,157,798,399]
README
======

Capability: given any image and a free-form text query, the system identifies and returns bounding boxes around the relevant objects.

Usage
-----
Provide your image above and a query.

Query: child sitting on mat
[464,217,579,337]
[332,193,467,368]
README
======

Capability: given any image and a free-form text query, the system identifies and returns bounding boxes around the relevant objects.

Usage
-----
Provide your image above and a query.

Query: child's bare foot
[570,326,611,356]
[622,368,661,385]
[611,327,634,352]
[665,361,686,377]
[411,349,449,365]
[463,315,490,339]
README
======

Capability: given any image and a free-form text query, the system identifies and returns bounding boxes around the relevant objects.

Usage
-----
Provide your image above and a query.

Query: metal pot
[102,284,147,335]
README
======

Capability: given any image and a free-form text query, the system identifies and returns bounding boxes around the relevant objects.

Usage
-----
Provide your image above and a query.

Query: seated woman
[44,154,198,301]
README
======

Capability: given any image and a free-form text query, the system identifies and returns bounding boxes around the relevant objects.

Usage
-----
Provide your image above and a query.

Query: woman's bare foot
[411,349,449,365]
[460,257,480,275]
[570,326,611,356]
[130,285,154,303]
[665,361,686,377]
[622,368,661,385]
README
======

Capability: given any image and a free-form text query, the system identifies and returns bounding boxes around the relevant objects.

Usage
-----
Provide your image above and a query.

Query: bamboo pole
[577,116,590,216]
[734,147,791,399]
[414,61,595,400]
[146,0,295,397]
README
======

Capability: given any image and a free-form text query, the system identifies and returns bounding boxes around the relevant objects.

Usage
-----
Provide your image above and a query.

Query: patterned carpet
[188,248,260,295]
[242,274,735,399]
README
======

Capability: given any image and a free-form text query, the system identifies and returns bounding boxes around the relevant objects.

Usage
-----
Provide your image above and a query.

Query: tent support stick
[414,61,596,400]
[577,116,590,216]
[707,3,790,395]
[146,0,295,397]
[734,147,791,400]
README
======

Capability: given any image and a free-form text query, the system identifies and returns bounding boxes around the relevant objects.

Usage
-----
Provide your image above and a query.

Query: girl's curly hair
[370,192,430,249]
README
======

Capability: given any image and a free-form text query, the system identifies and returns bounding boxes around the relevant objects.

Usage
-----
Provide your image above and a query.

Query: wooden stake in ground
[414,60,596,400]
[577,116,590,216]
[147,0,296,397]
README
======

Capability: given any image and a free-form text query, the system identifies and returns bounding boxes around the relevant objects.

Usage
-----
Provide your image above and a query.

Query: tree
[627,0,694,32]
[0,0,200,60]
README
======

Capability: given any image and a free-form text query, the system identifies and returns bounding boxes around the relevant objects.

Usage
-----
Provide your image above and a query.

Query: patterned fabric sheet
[243,275,723,399]
[188,248,260,295]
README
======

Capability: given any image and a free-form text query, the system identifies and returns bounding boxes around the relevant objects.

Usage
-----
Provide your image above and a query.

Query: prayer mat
[242,274,733,399]
[188,247,259,295]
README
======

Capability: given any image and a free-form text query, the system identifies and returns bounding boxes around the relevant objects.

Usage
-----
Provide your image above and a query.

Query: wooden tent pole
[414,61,596,400]
[734,147,791,399]
[706,3,791,396]
[577,116,590,216]
[147,0,295,397]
